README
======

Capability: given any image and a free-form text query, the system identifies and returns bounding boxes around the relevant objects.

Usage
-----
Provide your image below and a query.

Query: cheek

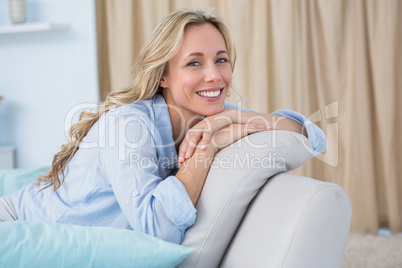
[166,70,197,94]
[223,68,233,86]
[179,72,201,92]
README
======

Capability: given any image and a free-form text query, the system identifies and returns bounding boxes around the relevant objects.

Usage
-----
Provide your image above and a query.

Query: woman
[0,9,326,244]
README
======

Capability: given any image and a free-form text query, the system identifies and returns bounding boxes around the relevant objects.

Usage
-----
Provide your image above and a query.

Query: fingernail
[185,152,191,159]
[178,156,184,163]
[201,144,206,150]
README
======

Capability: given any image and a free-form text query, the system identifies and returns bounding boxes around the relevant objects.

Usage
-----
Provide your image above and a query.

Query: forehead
[178,23,226,55]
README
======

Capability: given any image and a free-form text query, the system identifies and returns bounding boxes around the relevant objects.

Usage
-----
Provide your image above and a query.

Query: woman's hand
[178,109,271,164]
[177,110,236,163]
[178,109,307,165]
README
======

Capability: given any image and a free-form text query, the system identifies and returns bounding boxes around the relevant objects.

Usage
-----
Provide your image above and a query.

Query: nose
[204,63,221,83]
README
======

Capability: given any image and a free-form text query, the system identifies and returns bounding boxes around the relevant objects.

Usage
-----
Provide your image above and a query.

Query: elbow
[153,224,184,244]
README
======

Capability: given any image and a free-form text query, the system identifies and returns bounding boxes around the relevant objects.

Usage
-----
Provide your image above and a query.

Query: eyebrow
[185,50,228,59]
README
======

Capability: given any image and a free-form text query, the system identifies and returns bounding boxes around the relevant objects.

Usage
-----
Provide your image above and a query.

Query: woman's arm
[176,123,270,206]
[175,146,216,206]
[226,109,308,138]
[100,113,196,244]
[272,109,327,157]
[100,111,268,243]
[178,108,314,164]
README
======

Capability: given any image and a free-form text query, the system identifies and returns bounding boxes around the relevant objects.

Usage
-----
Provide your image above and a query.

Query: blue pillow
[0,221,193,267]
[0,167,49,197]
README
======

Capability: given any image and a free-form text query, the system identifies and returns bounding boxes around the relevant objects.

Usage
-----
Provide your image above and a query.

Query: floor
[342,231,402,268]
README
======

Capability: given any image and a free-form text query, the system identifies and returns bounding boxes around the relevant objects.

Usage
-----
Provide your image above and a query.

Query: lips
[196,87,224,98]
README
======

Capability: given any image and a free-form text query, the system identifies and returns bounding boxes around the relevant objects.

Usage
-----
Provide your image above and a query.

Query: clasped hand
[178,109,272,165]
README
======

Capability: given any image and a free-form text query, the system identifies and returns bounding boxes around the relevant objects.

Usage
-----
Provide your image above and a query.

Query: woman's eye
[216,58,229,64]
[187,61,200,66]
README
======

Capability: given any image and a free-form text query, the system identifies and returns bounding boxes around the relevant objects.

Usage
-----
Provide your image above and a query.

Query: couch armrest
[220,173,351,268]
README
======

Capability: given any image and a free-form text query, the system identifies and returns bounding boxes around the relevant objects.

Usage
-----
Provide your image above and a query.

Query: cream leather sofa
[179,131,352,268]
[220,172,351,268]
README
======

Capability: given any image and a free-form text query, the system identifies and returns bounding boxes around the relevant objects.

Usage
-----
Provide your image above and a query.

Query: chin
[201,103,225,117]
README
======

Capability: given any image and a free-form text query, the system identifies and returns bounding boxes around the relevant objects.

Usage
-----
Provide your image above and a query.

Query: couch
[179,131,352,268]
[220,172,351,268]
[0,131,351,268]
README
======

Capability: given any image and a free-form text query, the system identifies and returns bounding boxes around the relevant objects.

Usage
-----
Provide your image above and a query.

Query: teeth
[197,89,221,97]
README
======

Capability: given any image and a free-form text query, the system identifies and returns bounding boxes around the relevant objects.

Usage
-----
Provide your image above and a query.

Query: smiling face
[160,23,233,125]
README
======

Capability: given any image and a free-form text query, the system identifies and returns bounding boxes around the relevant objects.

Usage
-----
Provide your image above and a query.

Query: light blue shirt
[12,94,326,244]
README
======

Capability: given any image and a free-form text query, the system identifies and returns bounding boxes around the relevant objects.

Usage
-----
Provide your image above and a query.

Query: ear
[159,76,168,88]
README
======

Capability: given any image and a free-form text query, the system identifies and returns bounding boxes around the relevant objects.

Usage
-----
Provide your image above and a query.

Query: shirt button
[132,191,139,197]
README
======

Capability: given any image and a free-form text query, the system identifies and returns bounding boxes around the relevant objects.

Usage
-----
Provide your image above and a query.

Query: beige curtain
[95,0,402,234]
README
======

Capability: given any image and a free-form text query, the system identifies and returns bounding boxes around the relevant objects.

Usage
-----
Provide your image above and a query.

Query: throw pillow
[0,221,193,268]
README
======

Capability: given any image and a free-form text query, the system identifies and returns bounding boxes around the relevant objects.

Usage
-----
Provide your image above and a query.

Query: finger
[198,131,213,151]
[178,140,188,164]
[180,129,203,161]
[179,130,199,163]
[184,132,206,160]
[179,114,232,160]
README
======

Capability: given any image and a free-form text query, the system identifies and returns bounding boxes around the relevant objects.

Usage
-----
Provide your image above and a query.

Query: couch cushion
[0,221,193,267]
[220,173,351,268]
[178,130,311,268]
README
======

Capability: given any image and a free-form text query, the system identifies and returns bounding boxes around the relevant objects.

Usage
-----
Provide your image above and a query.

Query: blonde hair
[37,8,236,191]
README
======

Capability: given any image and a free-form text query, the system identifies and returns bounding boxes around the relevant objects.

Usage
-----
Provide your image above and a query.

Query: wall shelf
[0,23,68,35]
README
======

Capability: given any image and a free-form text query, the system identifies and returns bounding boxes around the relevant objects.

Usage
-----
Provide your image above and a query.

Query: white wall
[0,0,99,168]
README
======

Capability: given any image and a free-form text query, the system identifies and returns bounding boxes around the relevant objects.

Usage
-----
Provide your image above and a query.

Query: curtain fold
[95,0,402,234]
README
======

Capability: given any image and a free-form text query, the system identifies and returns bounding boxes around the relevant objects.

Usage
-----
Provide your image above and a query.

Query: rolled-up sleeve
[272,109,327,157]
[153,176,196,230]
[224,102,327,158]
[99,111,196,244]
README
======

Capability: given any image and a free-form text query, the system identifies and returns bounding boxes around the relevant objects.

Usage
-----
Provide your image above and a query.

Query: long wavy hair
[37,8,236,192]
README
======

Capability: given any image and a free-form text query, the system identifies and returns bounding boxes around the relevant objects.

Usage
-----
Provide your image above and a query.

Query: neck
[170,107,204,152]
[161,92,203,152]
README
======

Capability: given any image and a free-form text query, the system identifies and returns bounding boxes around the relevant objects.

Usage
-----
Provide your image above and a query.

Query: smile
[196,88,223,98]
